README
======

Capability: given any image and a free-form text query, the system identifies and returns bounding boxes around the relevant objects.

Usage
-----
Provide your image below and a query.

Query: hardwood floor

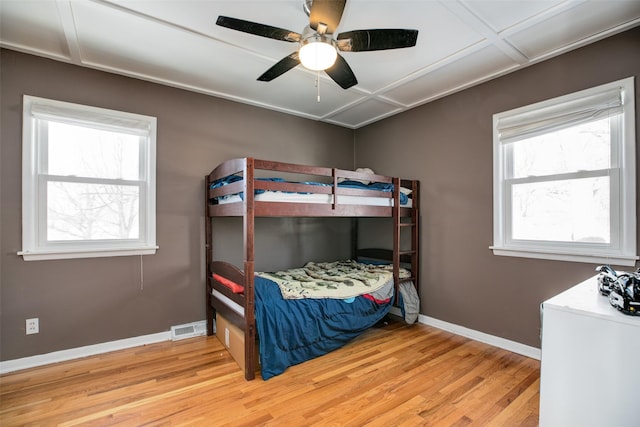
[1,319,540,426]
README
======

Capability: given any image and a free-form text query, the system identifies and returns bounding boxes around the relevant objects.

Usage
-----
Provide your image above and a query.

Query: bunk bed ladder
[205,174,214,336]
[392,178,420,305]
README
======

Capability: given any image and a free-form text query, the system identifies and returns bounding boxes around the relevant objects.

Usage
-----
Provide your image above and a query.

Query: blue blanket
[211,176,409,205]
[254,275,392,380]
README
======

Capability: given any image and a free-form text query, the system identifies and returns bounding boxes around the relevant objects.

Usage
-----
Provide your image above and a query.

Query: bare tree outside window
[509,117,611,243]
[46,122,141,241]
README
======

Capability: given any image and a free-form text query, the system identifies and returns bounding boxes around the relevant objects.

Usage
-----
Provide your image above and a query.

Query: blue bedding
[254,275,392,380]
[210,176,409,205]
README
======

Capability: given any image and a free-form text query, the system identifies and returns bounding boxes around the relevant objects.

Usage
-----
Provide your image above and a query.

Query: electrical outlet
[26,318,39,335]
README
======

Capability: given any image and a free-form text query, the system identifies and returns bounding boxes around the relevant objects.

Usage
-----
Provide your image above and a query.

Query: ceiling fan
[216,0,418,89]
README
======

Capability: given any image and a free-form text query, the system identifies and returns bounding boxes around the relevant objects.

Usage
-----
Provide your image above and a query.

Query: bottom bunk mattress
[254,261,401,380]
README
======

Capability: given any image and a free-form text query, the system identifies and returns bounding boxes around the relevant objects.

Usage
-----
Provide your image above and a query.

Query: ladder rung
[399,250,416,256]
[399,222,416,227]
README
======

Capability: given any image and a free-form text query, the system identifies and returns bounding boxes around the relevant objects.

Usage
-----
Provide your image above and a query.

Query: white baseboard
[390,307,541,360]
[0,331,171,375]
[1,312,541,375]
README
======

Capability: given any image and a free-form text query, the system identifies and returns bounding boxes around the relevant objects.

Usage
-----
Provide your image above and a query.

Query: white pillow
[353,167,374,185]
[338,167,375,184]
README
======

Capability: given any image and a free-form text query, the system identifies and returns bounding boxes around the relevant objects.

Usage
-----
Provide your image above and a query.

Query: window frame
[19,95,158,261]
[491,77,637,266]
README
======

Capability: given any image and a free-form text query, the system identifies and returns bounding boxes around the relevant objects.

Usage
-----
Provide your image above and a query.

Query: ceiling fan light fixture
[299,35,337,71]
[215,0,418,89]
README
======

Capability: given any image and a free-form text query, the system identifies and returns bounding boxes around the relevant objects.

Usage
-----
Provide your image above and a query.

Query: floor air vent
[171,321,207,341]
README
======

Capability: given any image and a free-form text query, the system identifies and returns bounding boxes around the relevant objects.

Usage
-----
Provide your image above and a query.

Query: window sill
[490,246,638,267]
[18,246,158,261]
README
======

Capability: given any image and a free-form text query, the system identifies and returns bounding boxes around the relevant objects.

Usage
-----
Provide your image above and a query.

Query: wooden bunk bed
[205,157,419,380]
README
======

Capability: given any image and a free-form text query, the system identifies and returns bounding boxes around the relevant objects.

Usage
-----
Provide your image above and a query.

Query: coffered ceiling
[1,0,639,128]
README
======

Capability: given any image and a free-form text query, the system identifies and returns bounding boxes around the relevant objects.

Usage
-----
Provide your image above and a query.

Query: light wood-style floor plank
[1,318,540,426]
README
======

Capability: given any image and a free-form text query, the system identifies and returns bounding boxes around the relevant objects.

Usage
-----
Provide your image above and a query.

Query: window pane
[47,121,140,180]
[512,118,611,179]
[511,176,610,243]
[47,181,140,241]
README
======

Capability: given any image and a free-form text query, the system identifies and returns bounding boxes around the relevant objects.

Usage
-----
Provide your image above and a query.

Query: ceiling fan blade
[257,52,301,82]
[216,16,301,42]
[309,0,346,34]
[337,29,418,52]
[324,54,357,89]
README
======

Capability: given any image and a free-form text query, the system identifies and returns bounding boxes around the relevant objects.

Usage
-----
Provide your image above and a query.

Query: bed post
[205,174,214,336]
[411,180,420,294]
[243,158,257,381]
[392,177,401,303]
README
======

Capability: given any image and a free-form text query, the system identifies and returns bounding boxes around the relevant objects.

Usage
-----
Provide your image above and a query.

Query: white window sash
[504,168,620,248]
[37,175,146,246]
[505,168,614,186]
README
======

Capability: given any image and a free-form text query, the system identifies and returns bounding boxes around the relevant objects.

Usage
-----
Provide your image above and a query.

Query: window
[491,77,637,266]
[19,96,157,260]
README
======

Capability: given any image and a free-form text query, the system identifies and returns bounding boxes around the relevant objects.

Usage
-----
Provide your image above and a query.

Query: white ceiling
[2,0,639,129]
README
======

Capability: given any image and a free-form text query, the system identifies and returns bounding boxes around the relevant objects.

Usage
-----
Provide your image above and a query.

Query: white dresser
[539,275,640,427]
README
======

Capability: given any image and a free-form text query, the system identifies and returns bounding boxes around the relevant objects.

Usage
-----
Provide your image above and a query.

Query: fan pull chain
[316,69,321,103]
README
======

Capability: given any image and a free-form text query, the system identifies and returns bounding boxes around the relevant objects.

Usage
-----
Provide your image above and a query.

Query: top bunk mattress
[217,191,412,207]
[211,176,412,207]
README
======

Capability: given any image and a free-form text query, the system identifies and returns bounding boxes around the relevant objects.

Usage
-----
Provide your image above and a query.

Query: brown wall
[0,50,354,361]
[355,27,640,347]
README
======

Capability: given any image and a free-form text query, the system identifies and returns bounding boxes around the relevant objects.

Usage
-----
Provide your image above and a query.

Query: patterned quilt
[256,260,410,300]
